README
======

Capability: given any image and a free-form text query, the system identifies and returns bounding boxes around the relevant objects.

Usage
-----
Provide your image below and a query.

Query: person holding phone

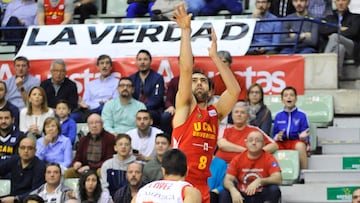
[272,86,310,170]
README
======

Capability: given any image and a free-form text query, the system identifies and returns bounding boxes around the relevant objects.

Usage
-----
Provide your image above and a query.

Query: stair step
[333,117,360,128]
[308,155,360,170]
[317,127,360,143]
[303,170,360,183]
[281,183,360,203]
[321,143,360,154]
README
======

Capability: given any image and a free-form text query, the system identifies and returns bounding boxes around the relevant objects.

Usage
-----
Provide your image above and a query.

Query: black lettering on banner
[221,22,249,40]
[27,28,47,46]
[137,24,163,42]
[191,22,212,41]
[113,25,138,43]
[49,27,76,45]
[88,25,115,44]
[163,24,180,42]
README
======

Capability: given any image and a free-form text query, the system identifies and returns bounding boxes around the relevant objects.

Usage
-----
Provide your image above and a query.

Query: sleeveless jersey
[172,104,218,182]
[44,0,65,25]
[136,180,192,203]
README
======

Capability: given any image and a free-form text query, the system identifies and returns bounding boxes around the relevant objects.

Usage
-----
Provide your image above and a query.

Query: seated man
[221,131,282,202]
[30,163,72,202]
[142,133,171,184]
[64,113,115,178]
[280,0,318,54]
[74,0,97,24]
[126,110,163,164]
[126,0,154,18]
[101,77,146,135]
[216,102,278,163]
[37,0,73,25]
[319,0,360,78]
[0,137,46,202]
[246,0,281,55]
[113,162,145,203]
[101,134,136,197]
[129,49,165,127]
[1,0,37,47]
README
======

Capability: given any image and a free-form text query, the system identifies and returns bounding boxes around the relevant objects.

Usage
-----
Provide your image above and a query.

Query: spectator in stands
[319,0,360,79]
[0,108,24,163]
[142,133,170,184]
[280,0,319,54]
[1,0,37,47]
[113,162,144,203]
[221,131,282,202]
[272,86,309,170]
[353,188,360,203]
[37,0,73,25]
[101,77,146,135]
[185,0,205,16]
[19,86,55,139]
[208,156,227,203]
[269,0,295,17]
[126,109,163,163]
[5,56,40,110]
[0,81,19,127]
[40,59,78,114]
[129,49,165,127]
[23,195,44,203]
[151,0,180,21]
[55,100,77,145]
[73,170,112,202]
[212,50,247,102]
[35,117,72,170]
[200,0,242,15]
[0,137,46,203]
[30,162,72,202]
[78,54,119,122]
[308,0,333,19]
[126,0,154,18]
[159,76,178,135]
[246,0,282,55]
[74,0,97,24]
[64,113,115,178]
[216,102,278,163]
[133,149,202,203]
[247,83,272,136]
[101,133,136,197]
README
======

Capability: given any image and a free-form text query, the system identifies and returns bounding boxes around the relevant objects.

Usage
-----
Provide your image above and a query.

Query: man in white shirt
[126,109,163,163]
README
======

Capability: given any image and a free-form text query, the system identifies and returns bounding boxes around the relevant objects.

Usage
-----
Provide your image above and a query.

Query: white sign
[17,19,256,60]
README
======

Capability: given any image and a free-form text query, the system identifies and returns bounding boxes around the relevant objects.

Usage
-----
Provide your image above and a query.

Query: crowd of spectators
[0,0,360,202]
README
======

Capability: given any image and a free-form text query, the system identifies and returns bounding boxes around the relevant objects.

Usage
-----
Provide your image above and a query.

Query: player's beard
[194,91,208,103]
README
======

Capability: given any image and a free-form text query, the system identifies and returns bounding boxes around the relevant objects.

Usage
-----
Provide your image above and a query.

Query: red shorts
[276,140,310,155]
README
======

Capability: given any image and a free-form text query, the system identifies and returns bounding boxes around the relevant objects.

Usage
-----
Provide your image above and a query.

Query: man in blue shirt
[129,50,165,127]
[246,0,282,55]
[5,56,40,110]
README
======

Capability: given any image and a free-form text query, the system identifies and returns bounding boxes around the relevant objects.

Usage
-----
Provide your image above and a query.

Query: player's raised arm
[172,3,195,127]
[209,28,241,121]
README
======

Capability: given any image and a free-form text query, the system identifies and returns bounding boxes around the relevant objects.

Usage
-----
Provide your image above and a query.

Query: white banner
[17,19,256,60]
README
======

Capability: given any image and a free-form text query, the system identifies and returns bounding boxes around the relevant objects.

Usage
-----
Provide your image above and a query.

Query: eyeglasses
[118,84,132,88]
[19,146,35,151]
[250,91,261,95]
[246,138,264,143]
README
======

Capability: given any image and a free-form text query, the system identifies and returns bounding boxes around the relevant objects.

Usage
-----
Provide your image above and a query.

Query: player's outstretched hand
[208,27,218,58]
[172,2,192,29]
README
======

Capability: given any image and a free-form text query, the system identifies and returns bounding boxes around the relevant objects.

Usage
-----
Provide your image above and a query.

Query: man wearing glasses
[101,77,146,135]
[0,137,46,203]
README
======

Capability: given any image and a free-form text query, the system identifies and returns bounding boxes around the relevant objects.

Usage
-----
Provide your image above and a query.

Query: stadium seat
[264,94,334,127]
[84,18,116,24]
[273,150,300,185]
[64,178,80,192]
[0,179,11,196]
[0,45,16,60]
[100,0,127,18]
[120,17,151,23]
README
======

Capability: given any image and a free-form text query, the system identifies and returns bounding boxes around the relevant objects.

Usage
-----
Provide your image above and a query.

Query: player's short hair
[161,149,187,176]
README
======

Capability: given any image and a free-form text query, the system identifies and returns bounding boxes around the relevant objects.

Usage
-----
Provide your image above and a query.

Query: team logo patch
[10,137,16,143]
[271,161,279,168]
[293,119,300,126]
[208,109,217,117]
[197,113,202,119]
